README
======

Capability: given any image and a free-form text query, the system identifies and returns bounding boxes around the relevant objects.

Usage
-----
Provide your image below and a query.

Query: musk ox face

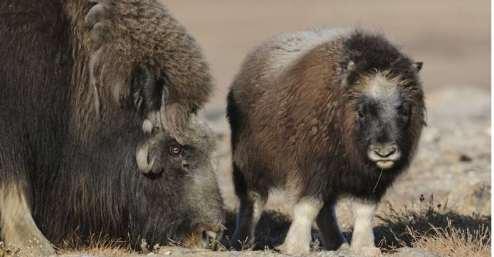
[138,127,212,179]
[132,116,225,248]
[352,71,421,171]
[124,62,224,247]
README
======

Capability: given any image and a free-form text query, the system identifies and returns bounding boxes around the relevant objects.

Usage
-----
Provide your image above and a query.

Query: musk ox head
[129,115,225,248]
[101,64,225,248]
[343,59,425,172]
[337,31,426,173]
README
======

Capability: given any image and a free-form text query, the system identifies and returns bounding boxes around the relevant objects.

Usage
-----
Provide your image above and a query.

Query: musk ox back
[227,29,425,255]
[0,0,224,255]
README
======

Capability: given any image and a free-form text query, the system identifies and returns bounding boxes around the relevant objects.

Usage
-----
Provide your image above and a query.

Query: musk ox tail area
[226,90,243,152]
[227,28,425,254]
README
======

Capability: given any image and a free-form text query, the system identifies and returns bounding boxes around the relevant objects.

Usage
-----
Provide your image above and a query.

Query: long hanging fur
[58,0,214,144]
[0,0,223,254]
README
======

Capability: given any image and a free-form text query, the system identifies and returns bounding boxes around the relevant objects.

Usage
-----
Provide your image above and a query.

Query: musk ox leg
[231,164,267,250]
[0,181,55,256]
[277,198,323,255]
[316,202,349,251]
[350,201,381,256]
[231,191,267,250]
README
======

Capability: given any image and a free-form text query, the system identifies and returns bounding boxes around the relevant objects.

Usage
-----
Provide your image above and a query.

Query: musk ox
[0,0,224,255]
[227,28,425,255]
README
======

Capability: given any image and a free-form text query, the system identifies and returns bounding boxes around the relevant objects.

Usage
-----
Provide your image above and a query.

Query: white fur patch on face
[363,73,399,100]
[376,160,395,169]
[367,143,401,169]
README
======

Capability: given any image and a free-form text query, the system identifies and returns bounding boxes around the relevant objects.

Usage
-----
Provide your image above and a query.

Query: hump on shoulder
[260,28,348,75]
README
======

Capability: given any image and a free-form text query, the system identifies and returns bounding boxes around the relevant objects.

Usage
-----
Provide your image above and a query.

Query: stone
[391,247,442,257]
[450,181,491,216]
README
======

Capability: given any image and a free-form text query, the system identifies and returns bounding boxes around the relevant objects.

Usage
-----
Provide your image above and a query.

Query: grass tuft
[376,194,491,257]
[55,233,136,256]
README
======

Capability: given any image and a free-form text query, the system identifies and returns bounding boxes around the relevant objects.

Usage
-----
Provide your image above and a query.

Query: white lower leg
[279,199,322,254]
[351,201,379,255]
[0,183,55,255]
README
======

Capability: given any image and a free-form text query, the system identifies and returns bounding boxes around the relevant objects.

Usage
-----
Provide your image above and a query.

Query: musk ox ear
[131,64,176,135]
[132,64,157,111]
[412,62,423,72]
[130,64,173,113]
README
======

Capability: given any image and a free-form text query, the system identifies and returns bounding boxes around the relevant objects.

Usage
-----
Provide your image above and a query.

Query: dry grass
[55,234,136,256]
[376,195,491,257]
[403,221,490,257]
[0,242,20,257]
[2,196,489,256]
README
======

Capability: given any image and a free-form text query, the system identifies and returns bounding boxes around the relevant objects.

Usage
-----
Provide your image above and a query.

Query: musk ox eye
[358,110,365,118]
[169,145,182,155]
[357,103,367,119]
[398,103,411,117]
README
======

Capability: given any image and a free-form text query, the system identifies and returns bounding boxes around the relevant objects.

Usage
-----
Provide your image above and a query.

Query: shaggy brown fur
[0,0,222,255]
[227,28,425,255]
[68,0,213,142]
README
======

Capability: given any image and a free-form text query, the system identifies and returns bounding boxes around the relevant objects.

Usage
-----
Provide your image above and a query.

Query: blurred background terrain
[159,1,491,255]
[166,0,490,110]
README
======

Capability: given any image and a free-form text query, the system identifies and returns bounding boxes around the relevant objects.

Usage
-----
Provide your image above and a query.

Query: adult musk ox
[0,0,224,255]
[227,29,425,255]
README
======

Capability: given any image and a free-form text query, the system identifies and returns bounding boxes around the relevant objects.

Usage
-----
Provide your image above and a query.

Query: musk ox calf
[227,29,425,255]
[0,0,224,255]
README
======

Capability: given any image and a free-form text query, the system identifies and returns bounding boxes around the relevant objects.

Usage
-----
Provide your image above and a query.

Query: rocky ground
[133,246,443,257]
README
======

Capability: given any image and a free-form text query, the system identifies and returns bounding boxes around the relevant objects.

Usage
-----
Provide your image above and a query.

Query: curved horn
[136,142,155,174]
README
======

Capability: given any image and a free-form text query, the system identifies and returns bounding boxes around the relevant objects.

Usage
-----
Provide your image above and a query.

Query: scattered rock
[421,127,441,144]
[391,247,442,257]
[425,87,490,121]
[61,255,94,257]
[449,181,491,216]
[459,154,472,162]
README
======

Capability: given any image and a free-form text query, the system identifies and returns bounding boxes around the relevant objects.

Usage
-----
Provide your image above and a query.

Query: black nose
[374,147,397,158]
